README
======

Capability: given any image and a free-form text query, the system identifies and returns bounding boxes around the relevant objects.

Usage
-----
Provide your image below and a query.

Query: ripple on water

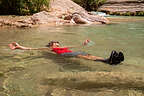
[0,17,144,96]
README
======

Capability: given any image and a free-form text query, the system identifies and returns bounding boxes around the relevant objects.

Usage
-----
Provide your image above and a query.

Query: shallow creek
[0,16,144,96]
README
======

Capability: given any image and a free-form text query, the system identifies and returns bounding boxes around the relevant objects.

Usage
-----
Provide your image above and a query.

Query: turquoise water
[0,16,144,96]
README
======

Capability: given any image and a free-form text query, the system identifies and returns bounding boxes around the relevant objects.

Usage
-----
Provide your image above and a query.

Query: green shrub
[72,0,82,5]
[73,0,107,11]
[137,11,144,16]
[0,0,50,15]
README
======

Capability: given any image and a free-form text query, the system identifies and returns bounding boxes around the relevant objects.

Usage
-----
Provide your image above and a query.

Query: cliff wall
[98,0,144,15]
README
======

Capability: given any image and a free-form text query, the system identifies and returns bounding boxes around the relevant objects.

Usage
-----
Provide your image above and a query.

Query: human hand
[83,39,90,45]
[8,42,20,50]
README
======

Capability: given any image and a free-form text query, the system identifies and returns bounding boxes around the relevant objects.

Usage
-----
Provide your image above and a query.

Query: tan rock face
[49,0,86,16]
[98,0,144,15]
[48,0,110,24]
[105,0,144,3]
[30,11,61,24]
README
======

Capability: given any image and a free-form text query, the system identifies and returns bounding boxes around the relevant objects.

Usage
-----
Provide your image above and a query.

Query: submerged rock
[0,72,5,93]
[0,72,4,77]
[44,72,144,89]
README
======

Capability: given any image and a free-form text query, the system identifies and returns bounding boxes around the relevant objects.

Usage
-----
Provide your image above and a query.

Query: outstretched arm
[8,42,51,51]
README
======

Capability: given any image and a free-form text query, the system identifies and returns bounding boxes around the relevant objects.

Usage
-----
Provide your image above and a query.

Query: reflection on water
[0,16,144,96]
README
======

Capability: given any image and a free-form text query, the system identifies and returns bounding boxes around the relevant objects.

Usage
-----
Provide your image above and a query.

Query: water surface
[0,16,144,96]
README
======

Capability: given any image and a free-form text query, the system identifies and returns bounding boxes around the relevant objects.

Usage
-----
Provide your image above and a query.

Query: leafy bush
[72,0,107,11]
[0,0,49,15]
[72,0,82,6]
[137,11,144,16]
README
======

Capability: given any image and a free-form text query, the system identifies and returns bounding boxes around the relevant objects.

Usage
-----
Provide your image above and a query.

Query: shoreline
[1,14,144,28]
[0,11,109,28]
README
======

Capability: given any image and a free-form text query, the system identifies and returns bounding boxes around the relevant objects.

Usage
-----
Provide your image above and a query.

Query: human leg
[77,50,124,65]
[61,51,124,65]
[61,51,104,61]
[77,54,105,61]
[61,52,88,57]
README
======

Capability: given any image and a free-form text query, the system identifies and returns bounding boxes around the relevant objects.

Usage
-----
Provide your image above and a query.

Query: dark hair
[46,41,60,47]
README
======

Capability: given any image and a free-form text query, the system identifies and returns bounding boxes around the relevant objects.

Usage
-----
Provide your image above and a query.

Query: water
[0,16,144,96]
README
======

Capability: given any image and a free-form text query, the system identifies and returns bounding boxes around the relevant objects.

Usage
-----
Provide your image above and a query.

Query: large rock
[30,11,61,24]
[49,0,86,17]
[0,11,69,27]
[98,0,144,15]
[18,11,65,25]
[65,12,109,24]
[0,0,110,27]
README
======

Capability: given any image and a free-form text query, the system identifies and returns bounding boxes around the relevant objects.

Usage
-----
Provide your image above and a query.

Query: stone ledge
[98,0,144,16]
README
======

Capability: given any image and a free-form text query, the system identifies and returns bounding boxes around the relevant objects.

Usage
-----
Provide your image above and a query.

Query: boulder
[65,12,109,24]
[49,0,109,24]
[44,72,144,89]
[49,0,86,17]
[30,11,62,24]
[70,13,92,24]
[16,10,109,26]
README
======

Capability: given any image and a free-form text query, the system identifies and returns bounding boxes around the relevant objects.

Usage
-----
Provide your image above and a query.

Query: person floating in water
[8,40,124,65]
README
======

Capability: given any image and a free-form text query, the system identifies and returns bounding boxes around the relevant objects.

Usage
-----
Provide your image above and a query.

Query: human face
[51,43,60,48]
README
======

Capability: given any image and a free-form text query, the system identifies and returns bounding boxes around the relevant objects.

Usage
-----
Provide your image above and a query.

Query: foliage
[137,11,144,16]
[0,0,50,15]
[72,0,107,11]
[72,0,82,6]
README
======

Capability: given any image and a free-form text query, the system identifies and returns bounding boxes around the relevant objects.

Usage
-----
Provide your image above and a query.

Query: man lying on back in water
[8,40,124,65]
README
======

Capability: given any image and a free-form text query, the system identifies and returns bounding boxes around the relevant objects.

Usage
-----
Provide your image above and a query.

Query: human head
[46,41,60,47]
